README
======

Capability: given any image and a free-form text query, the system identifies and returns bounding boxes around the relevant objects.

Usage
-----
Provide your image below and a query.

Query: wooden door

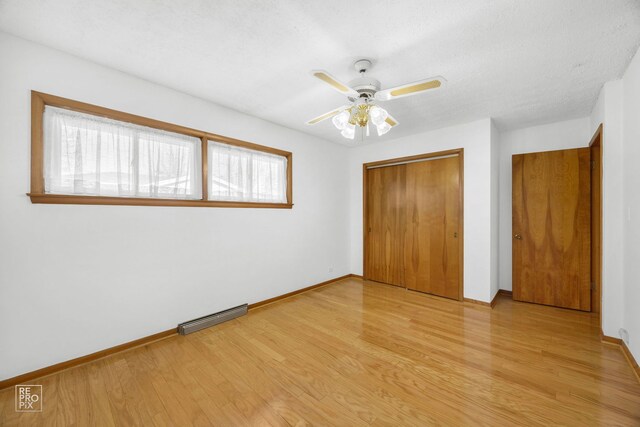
[365,164,406,286]
[404,157,461,299]
[512,148,591,311]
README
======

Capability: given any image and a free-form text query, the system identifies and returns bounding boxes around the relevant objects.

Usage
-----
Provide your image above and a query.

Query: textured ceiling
[1,0,639,145]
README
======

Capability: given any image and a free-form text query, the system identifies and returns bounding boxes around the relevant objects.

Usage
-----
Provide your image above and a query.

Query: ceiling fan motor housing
[348,76,381,99]
[350,59,379,99]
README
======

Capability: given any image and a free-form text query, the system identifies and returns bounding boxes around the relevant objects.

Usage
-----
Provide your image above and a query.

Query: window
[208,141,288,203]
[29,92,292,208]
[44,106,201,199]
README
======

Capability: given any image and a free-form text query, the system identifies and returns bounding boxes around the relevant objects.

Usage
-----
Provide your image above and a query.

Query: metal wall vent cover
[178,303,247,335]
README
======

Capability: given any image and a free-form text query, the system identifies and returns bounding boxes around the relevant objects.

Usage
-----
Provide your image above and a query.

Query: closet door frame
[362,148,465,301]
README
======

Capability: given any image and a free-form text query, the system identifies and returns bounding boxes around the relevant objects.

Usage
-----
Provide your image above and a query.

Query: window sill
[27,193,293,209]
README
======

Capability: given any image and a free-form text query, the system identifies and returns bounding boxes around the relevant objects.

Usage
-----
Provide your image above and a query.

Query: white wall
[497,117,592,291]
[0,33,351,380]
[348,119,496,303]
[621,47,640,361]
[590,80,625,340]
[590,45,640,363]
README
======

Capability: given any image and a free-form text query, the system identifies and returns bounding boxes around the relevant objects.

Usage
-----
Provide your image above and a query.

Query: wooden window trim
[29,91,293,209]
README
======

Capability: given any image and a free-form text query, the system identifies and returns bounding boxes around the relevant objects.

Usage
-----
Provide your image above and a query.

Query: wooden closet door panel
[404,157,460,299]
[512,148,591,311]
[443,157,461,299]
[365,165,406,286]
[404,161,433,292]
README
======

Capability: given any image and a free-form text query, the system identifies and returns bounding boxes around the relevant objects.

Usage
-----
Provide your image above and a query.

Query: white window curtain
[43,106,201,199]
[208,141,287,203]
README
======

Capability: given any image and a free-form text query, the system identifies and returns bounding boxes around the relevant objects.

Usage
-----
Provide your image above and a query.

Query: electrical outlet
[328,267,334,273]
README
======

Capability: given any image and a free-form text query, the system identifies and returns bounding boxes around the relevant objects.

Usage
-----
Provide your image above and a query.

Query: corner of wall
[590,84,606,134]
[593,78,625,339]
[489,119,500,300]
[621,44,640,361]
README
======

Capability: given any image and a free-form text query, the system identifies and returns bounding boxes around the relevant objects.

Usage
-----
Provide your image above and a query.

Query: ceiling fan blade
[375,76,446,101]
[306,106,348,125]
[384,112,399,127]
[311,70,359,97]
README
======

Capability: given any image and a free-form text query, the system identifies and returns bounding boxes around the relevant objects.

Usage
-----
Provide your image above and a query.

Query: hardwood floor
[2,277,639,426]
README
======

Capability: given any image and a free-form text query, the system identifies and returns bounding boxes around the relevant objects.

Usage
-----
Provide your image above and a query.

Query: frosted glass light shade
[332,110,350,130]
[376,121,391,136]
[341,123,355,139]
[369,106,388,126]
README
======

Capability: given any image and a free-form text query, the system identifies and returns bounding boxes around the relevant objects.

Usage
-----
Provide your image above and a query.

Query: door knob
[514,233,522,240]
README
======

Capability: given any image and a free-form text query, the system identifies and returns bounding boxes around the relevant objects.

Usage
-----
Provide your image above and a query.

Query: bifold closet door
[404,157,461,299]
[512,148,591,311]
[365,164,406,287]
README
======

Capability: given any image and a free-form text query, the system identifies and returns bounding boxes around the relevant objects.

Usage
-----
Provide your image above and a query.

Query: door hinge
[591,160,596,170]
[591,281,595,290]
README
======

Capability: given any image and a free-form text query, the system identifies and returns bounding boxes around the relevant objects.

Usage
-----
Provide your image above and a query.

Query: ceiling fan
[306,59,446,140]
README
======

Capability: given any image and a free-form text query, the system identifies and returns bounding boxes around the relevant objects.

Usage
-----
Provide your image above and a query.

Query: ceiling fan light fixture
[369,106,388,126]
[332,110,350,130]
[376,121,391,136]
[341,123,356,139]
[352,103,371,127]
